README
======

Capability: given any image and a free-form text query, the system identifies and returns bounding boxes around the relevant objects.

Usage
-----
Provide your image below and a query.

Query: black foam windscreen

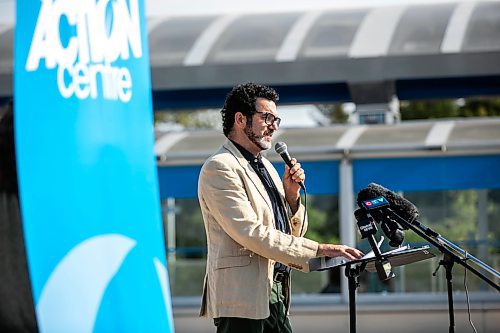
[357,183,419,224]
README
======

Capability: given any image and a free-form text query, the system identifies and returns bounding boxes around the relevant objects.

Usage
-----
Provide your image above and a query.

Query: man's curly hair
[221,83,279,137]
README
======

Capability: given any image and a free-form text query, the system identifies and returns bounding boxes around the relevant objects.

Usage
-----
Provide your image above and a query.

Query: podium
[310,243,435,272]
[309,242,435,333]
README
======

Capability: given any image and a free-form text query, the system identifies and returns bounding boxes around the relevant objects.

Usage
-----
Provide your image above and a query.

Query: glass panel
[0,28,13,65]
[462,2,500,52]
[355,123,432,147]
[357,189,500,293]
[299,10,366,59]
[149,16,216,65]
[267,127,347,158]
[388,4,454,55]
[167,130,225,154]
[292,194,341,294]
[164,191,499,297]
[448,120,500,146]
[163,198,207,297]
[206,13,299,64]
[359,112,385,125]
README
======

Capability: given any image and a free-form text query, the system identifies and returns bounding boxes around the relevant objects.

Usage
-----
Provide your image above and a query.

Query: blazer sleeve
[288,204,308,237]
[199,158,318,272]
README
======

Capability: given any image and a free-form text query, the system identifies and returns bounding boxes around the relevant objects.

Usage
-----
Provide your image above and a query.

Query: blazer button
[288,263,303,270]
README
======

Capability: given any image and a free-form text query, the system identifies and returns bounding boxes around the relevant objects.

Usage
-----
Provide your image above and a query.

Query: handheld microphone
[274,142,305,191]
[354,209,395,281]
[358,193,405,247]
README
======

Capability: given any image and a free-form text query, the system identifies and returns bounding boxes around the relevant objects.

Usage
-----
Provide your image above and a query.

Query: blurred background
[1,0,499,332]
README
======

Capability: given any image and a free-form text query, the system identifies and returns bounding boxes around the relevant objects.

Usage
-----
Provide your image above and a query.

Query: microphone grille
[274,141,287,154]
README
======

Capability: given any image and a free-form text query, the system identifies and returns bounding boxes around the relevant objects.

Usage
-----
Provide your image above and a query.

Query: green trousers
[213,281,293,333]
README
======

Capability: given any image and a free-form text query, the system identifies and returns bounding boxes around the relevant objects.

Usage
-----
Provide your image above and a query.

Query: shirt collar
[230,140,262,164]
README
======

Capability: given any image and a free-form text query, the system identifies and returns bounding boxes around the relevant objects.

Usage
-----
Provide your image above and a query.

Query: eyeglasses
[255,111,281,127]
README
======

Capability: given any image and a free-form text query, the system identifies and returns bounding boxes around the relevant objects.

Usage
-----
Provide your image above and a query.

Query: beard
[244,123,273,151]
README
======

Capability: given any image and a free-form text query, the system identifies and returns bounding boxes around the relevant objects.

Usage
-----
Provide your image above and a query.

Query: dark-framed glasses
[255,111,281,127]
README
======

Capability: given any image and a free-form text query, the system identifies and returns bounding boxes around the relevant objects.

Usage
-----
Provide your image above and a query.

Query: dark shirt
[231,141,291,274]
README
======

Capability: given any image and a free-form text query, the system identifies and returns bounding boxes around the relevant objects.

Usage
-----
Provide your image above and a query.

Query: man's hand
[317,244,364,261]
[283,158,305,213]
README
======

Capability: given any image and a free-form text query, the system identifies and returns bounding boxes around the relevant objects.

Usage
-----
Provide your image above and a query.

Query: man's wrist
[316,244,324,256]
[287,196,300,214]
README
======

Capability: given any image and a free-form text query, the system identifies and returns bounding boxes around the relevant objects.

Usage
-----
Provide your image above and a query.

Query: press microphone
[359,183,440,239]
[357,189,405,247]
[275,142,305,191]
[354,209,395,281]
[380,221,405,247]
[358,183,418,225]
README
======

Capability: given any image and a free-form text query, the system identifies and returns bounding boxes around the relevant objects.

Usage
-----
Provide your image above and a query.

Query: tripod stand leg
[443,254,455,333]
[345,266,359,333]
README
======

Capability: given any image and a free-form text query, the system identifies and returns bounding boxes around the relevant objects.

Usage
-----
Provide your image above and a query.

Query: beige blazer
[198,139,319,319]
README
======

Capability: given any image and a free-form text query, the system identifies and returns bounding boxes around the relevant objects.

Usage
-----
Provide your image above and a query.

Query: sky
[1,0,495,24]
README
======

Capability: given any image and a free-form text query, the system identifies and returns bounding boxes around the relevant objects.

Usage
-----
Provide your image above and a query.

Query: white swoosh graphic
[153,258,175,332]
[36,234,136,333]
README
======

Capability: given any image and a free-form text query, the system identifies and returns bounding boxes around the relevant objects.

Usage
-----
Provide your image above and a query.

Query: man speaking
[198,82,363,333]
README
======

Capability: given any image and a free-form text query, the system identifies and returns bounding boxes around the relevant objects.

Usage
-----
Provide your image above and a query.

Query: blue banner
[14,1,173,332]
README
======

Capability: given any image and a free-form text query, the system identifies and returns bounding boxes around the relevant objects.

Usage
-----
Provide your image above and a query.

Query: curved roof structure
[155,117,500,198]
[1,1,500,107]
[155,117,500,165]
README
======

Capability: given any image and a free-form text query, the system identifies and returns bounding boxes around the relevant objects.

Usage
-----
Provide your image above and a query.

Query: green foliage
[487,189,500,253]
[169,198,207,259]
[403,190,478,245]
[304,195,340,244]
[400,98,500,120]
[400,100,458,120]
[154,109,220,128]
[316,104,348,124]
[459,99,500,117]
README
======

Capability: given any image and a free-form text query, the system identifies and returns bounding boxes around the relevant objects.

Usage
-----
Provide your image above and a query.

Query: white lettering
[57,65,74,98]
[26,0,143,103]
[117,67,132,102]
[26,0,57,70]
[52,0,78,68]
[73,62,90,99]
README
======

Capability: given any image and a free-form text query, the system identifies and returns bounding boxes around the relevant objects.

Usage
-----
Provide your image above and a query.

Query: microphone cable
[299,185,307,237]
[463,251,478,333]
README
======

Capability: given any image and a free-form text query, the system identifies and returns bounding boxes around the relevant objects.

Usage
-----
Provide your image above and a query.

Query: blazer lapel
[223,140,273,213]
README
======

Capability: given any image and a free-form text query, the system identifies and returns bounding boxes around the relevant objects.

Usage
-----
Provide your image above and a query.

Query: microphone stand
[344,262,365,333]
[348,209,396,333]
[387,209,500,333]
[309,243,435,333]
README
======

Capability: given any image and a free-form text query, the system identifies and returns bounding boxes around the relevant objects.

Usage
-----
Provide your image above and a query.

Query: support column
[165,197,176,263]
[339,157,356,302]
[477,190,488,290]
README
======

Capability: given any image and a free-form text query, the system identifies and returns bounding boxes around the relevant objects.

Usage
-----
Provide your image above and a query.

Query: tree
[459,98,500,117]
[305,195,340,244]
[400,100,458,120]
[316,104,348,124]
[400,98,500,120]
[403,190,478,247]
[154,109,221,129]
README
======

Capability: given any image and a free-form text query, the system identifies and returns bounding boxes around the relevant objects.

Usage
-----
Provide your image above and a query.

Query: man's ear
[234,112,247,129]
